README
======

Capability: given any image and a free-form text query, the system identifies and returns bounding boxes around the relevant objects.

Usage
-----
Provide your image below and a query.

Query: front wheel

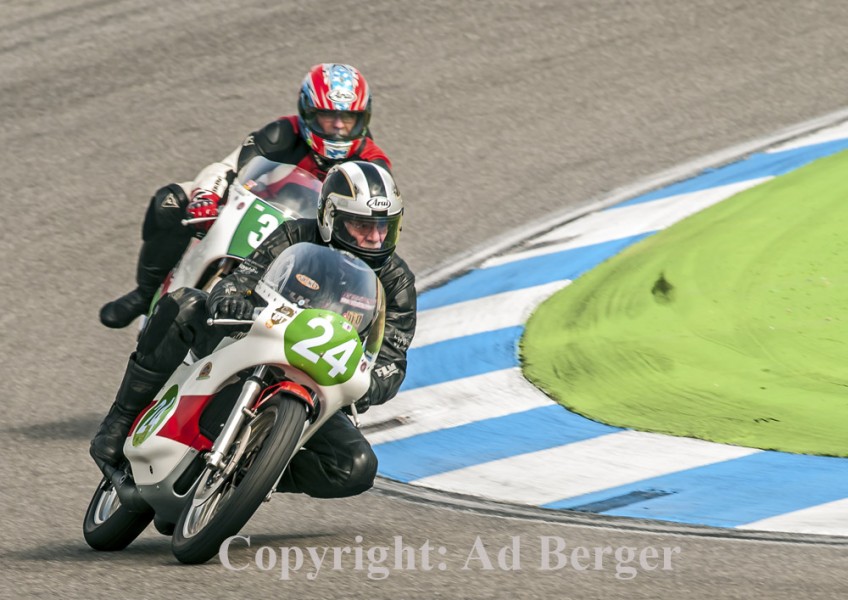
[83,471,154,551]
[171,395,308,564]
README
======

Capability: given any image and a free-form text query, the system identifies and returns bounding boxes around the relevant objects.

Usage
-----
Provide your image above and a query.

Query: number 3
[247,213,280,249]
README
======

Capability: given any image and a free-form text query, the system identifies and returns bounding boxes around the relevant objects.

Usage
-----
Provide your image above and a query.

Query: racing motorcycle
[83,243,385,564]
[148,156,322,316]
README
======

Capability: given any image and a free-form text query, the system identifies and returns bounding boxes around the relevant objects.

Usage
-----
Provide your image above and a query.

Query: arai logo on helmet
[366,197,391,210]
[327,88,357,104]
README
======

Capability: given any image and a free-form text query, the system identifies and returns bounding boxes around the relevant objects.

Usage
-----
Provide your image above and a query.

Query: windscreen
[238,156,321,219]
[260,243,385,343]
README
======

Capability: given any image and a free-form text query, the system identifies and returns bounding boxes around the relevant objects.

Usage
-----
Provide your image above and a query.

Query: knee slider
[347,443,378,493]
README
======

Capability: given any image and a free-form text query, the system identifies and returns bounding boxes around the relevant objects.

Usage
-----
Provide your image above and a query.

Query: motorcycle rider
[100,63,392,330]
[90,161,415,500]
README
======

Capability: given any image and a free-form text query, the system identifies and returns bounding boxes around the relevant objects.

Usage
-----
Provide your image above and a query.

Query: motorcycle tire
[83,473,154,551]
[171,395,308,564]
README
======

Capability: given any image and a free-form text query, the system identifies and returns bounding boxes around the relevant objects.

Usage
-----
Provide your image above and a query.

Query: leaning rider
[90,161,416,499]
[100,63,393,330]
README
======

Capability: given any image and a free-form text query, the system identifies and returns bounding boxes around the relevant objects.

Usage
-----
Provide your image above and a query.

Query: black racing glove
[214,296,254,319]
[208,286,255,320]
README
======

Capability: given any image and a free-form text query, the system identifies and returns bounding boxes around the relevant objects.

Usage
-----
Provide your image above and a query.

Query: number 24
[290,317,357,377]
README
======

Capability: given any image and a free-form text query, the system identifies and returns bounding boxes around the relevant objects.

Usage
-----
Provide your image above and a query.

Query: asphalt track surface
[2,1,848,598]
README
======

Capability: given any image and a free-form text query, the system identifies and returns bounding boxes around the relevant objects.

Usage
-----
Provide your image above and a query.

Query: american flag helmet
[298,64,372,164]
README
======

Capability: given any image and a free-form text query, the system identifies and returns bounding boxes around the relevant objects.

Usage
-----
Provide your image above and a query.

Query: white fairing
[124,292,375,513]
[124,436,196,486]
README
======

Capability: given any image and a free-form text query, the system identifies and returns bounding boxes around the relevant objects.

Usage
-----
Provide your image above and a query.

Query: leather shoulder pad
[237,117,299,170]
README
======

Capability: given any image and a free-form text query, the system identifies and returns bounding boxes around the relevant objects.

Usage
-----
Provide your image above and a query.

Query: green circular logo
[131,385,179,446]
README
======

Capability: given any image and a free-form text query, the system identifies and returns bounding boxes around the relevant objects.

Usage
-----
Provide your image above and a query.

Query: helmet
[317,161,403,270]
[297,63,372,165]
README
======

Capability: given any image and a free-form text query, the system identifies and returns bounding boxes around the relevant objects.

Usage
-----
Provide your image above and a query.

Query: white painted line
[360,368,553,445]
[482,178,770,268]
[410,430,759,506]
[737,497,848,536]
[766,120,848,153]
[412,280,571,348]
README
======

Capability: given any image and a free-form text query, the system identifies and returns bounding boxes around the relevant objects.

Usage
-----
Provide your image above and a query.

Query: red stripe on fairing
[156,394,216,452]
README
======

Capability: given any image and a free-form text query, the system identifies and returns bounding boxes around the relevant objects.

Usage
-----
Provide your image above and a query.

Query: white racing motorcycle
[83,243,385,564]
[149,156,322,314]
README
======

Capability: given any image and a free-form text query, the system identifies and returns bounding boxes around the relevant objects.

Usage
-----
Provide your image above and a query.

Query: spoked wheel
[83,465,154,551]
[171,396,308,564]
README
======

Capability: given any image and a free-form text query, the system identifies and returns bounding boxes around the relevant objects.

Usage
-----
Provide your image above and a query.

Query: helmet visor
[333,212,402,255]
[302,109,369,142]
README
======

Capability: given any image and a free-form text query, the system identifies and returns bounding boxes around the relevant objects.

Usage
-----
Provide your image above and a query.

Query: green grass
[521,150,848,456]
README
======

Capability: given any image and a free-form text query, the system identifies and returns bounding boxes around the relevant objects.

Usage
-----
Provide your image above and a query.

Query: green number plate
[284,309,364,385]
[228,200,287,258]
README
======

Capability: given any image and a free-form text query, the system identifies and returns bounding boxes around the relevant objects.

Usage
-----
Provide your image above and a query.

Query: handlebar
[205,318,253,326]
[206,306,265,326]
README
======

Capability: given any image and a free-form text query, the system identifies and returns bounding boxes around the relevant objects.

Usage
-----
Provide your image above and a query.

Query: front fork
[205,365,268,470]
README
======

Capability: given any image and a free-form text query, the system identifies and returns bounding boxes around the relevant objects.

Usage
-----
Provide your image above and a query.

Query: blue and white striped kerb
[360,121,848,536]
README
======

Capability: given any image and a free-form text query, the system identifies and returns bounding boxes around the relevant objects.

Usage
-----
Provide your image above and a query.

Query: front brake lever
[348,403,360,428]
[181,216,218,226]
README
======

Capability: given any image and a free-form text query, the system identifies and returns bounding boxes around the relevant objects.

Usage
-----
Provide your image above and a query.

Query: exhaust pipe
[95,459,152,513]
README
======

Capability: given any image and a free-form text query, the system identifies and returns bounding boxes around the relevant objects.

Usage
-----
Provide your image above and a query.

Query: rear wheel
[171,396,308,564]
[83,468,154,551]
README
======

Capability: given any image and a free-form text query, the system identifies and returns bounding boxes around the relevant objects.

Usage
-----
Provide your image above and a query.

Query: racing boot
[90,355,171,468]
[99,231,191,329]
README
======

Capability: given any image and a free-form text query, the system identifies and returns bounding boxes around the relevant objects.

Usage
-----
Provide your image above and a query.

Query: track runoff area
[359,117,848,537]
